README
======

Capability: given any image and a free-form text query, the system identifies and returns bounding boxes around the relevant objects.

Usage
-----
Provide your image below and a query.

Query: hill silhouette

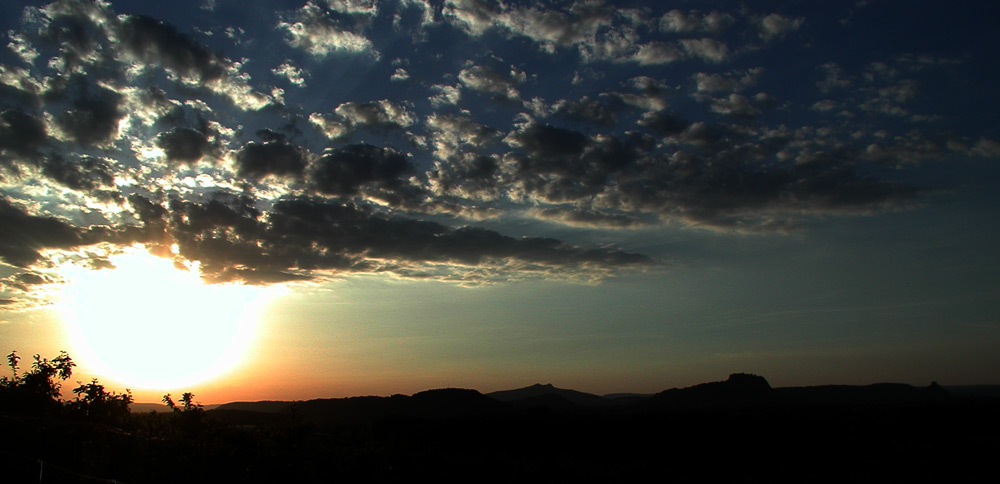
[212,373,963,425]
[486,382,610,408]
[7,371,1000,483]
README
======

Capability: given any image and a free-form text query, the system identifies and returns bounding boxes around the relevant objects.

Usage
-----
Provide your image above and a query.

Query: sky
[1,0,999,403]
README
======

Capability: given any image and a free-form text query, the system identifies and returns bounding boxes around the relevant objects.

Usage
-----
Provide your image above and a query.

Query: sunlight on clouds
[55,246,285,390]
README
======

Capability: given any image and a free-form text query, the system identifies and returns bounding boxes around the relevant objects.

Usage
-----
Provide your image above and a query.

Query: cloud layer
[1,0,996,308]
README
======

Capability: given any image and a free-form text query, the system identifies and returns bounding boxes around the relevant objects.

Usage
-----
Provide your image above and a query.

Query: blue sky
[1,0,998,400]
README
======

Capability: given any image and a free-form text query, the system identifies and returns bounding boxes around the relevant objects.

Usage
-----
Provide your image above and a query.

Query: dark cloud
[41,154,116,195]
[603,142,921,229]
[53,81,124,146]
[40,5,107,73]
[157,127,212,164]
[235,132,309,180]
[118,14,226,82]
[0,108,48,167]
[334,100,414,131]
[512,123,589,160]
[157,195,651,284]
[310,143,416,202]
[429,154,500,196]
[550,96,621,126]
[1,271,54,292]
[638,110,690,135]
[0,0,968,296]
[0,196,82,267]
[504,124,654,203]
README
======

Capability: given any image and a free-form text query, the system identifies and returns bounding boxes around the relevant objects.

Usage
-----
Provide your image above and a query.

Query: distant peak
[532,383,555,388]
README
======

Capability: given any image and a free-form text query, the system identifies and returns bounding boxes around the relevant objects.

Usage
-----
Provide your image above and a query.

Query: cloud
[679,38,730,63]
[428,153,501,199]
[429,84,461,107]
[40,154,117,198]
[504,123,649,203]
[235,131,310,180]
[632,42,684,65]
[757,13,804,40]
[52,77,124,147]
[659,10,735,34]
[693,68,763,93]
[458,65,522,101]
[708,93,761,118]
[497,2,614,51]
[308,113,349,140]
[154,194,653,284]
[817,62,852,92]
[156,127,213,165]
[272,61,308,86]
[426,113,499,153]
[0,0,968,299]
[278,1,378,59]
[971,138,1000,158]
[118,14,227,82]
[0,108,48,168]
[309,143,423,208]
[325,0,379,16]
[811,99,838,112]
[549,96,621,126]
[334,100,415,130]
[0,196,83,267]
[390,68,410,82]
[309,100,415,140]
[442,0,505,36]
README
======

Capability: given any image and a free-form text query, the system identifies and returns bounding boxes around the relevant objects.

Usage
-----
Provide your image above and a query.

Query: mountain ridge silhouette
[208,373,962,425]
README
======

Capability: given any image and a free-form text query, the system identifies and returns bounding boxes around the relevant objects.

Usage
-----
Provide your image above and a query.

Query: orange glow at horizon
[55,246,284,392]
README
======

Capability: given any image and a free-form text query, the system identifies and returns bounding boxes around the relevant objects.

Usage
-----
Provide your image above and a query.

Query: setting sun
[55,246,278,390]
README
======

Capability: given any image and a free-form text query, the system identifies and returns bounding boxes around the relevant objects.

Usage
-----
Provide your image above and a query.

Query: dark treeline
[2,353,998,483]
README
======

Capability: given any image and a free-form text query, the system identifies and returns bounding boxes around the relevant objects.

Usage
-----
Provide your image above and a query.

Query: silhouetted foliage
[68,379,133,425]
[2,357,999,483]
[0,350,75,415]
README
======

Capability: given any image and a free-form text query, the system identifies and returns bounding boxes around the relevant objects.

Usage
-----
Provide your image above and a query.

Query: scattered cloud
[272,60,307,86]
[0,0,989,306]
[458,65,523,102]
[277,1,378,59]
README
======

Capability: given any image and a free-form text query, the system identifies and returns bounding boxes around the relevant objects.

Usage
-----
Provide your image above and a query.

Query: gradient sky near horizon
[1,0,999,403]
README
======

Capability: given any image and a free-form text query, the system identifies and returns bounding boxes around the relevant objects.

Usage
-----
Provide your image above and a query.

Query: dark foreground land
[3,374,998,483]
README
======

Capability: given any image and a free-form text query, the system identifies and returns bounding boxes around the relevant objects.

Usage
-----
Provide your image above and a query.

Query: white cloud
[633,42,683,65]
[391,67,410,82]
[335,99,416,128]
[458,65,521,101]
[971,138,1000,158]
[758,13,804,40]
[817,62,851,92]
[442,0,501,36]
[679,38,729,63]
[811,99,838,112]
[272,60,307,86]
[659,10,734,34]
[6,31,39,64]
[693,67,763,93]
[710,93,759,117]
[429,84,461,106]
[278,1,378,59]
[309,112,349,139]
[324,0,378,16]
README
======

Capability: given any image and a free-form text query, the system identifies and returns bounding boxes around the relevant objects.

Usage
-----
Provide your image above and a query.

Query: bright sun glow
[56,246,280,390]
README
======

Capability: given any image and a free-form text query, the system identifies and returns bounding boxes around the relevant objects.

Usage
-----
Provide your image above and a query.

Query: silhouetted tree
[163,391,207,437]
[0,350,75,415]
[68,379,133,425]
